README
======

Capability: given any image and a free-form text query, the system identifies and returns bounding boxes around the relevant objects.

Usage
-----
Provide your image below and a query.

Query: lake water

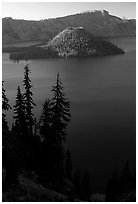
[2,37,136,192]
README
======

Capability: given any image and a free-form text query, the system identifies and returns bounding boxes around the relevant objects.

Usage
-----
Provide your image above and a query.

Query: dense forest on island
[2,64,136,201]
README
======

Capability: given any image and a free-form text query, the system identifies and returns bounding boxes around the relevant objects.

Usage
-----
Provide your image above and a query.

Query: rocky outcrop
[3,175,69,202]
[40,27,124,57]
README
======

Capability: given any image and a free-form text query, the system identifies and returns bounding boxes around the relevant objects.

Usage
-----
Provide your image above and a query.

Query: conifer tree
[39,99,51,140]
[51,73,71,142]
[13,86,27,135]
[65,149,72,180]
[23,64,36,134]
[34,117,39,136]
[2,81,11,129]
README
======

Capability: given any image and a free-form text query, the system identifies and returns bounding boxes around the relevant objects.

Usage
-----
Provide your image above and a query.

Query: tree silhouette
[51,73,71,142]
[13,86,27,135]
[34,117,40,136]
[2,81,11,130]
[23,64,36,134]
[65,149,72,180]
[105,162,135,202]
[39,99,52,140]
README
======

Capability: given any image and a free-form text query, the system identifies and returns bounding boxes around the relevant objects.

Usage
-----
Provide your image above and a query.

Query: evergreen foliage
[2,63,136,201]
[2,81,11,111]
[34,117,40,136]
[39,99,52,140]
[2,81,11,129]
[51,73,71,142]
[23,64,36,134]
[38,75,71,182]
[105,162,136,201]
[13,86,27,135]
[9,46,58,61]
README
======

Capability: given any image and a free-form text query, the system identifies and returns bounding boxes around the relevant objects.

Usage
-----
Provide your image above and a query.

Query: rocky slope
[3,175,70,202]
[2,10,136,44]
[44,27,124,57]
[9,27,124,60]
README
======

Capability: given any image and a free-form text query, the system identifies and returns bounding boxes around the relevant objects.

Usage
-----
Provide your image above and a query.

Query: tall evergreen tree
[23,64,36,134]
[65,149,72,180]
[2,81,11,129]
[39,99,51,140]
[39,97,66,180]
[13,86,27,135]
[51,73,71,142]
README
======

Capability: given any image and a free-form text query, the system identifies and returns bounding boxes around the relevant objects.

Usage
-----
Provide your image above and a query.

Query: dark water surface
[2,37,136,192]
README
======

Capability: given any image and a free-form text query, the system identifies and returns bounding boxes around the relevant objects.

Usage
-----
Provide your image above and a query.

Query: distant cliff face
[2,10,136,44]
